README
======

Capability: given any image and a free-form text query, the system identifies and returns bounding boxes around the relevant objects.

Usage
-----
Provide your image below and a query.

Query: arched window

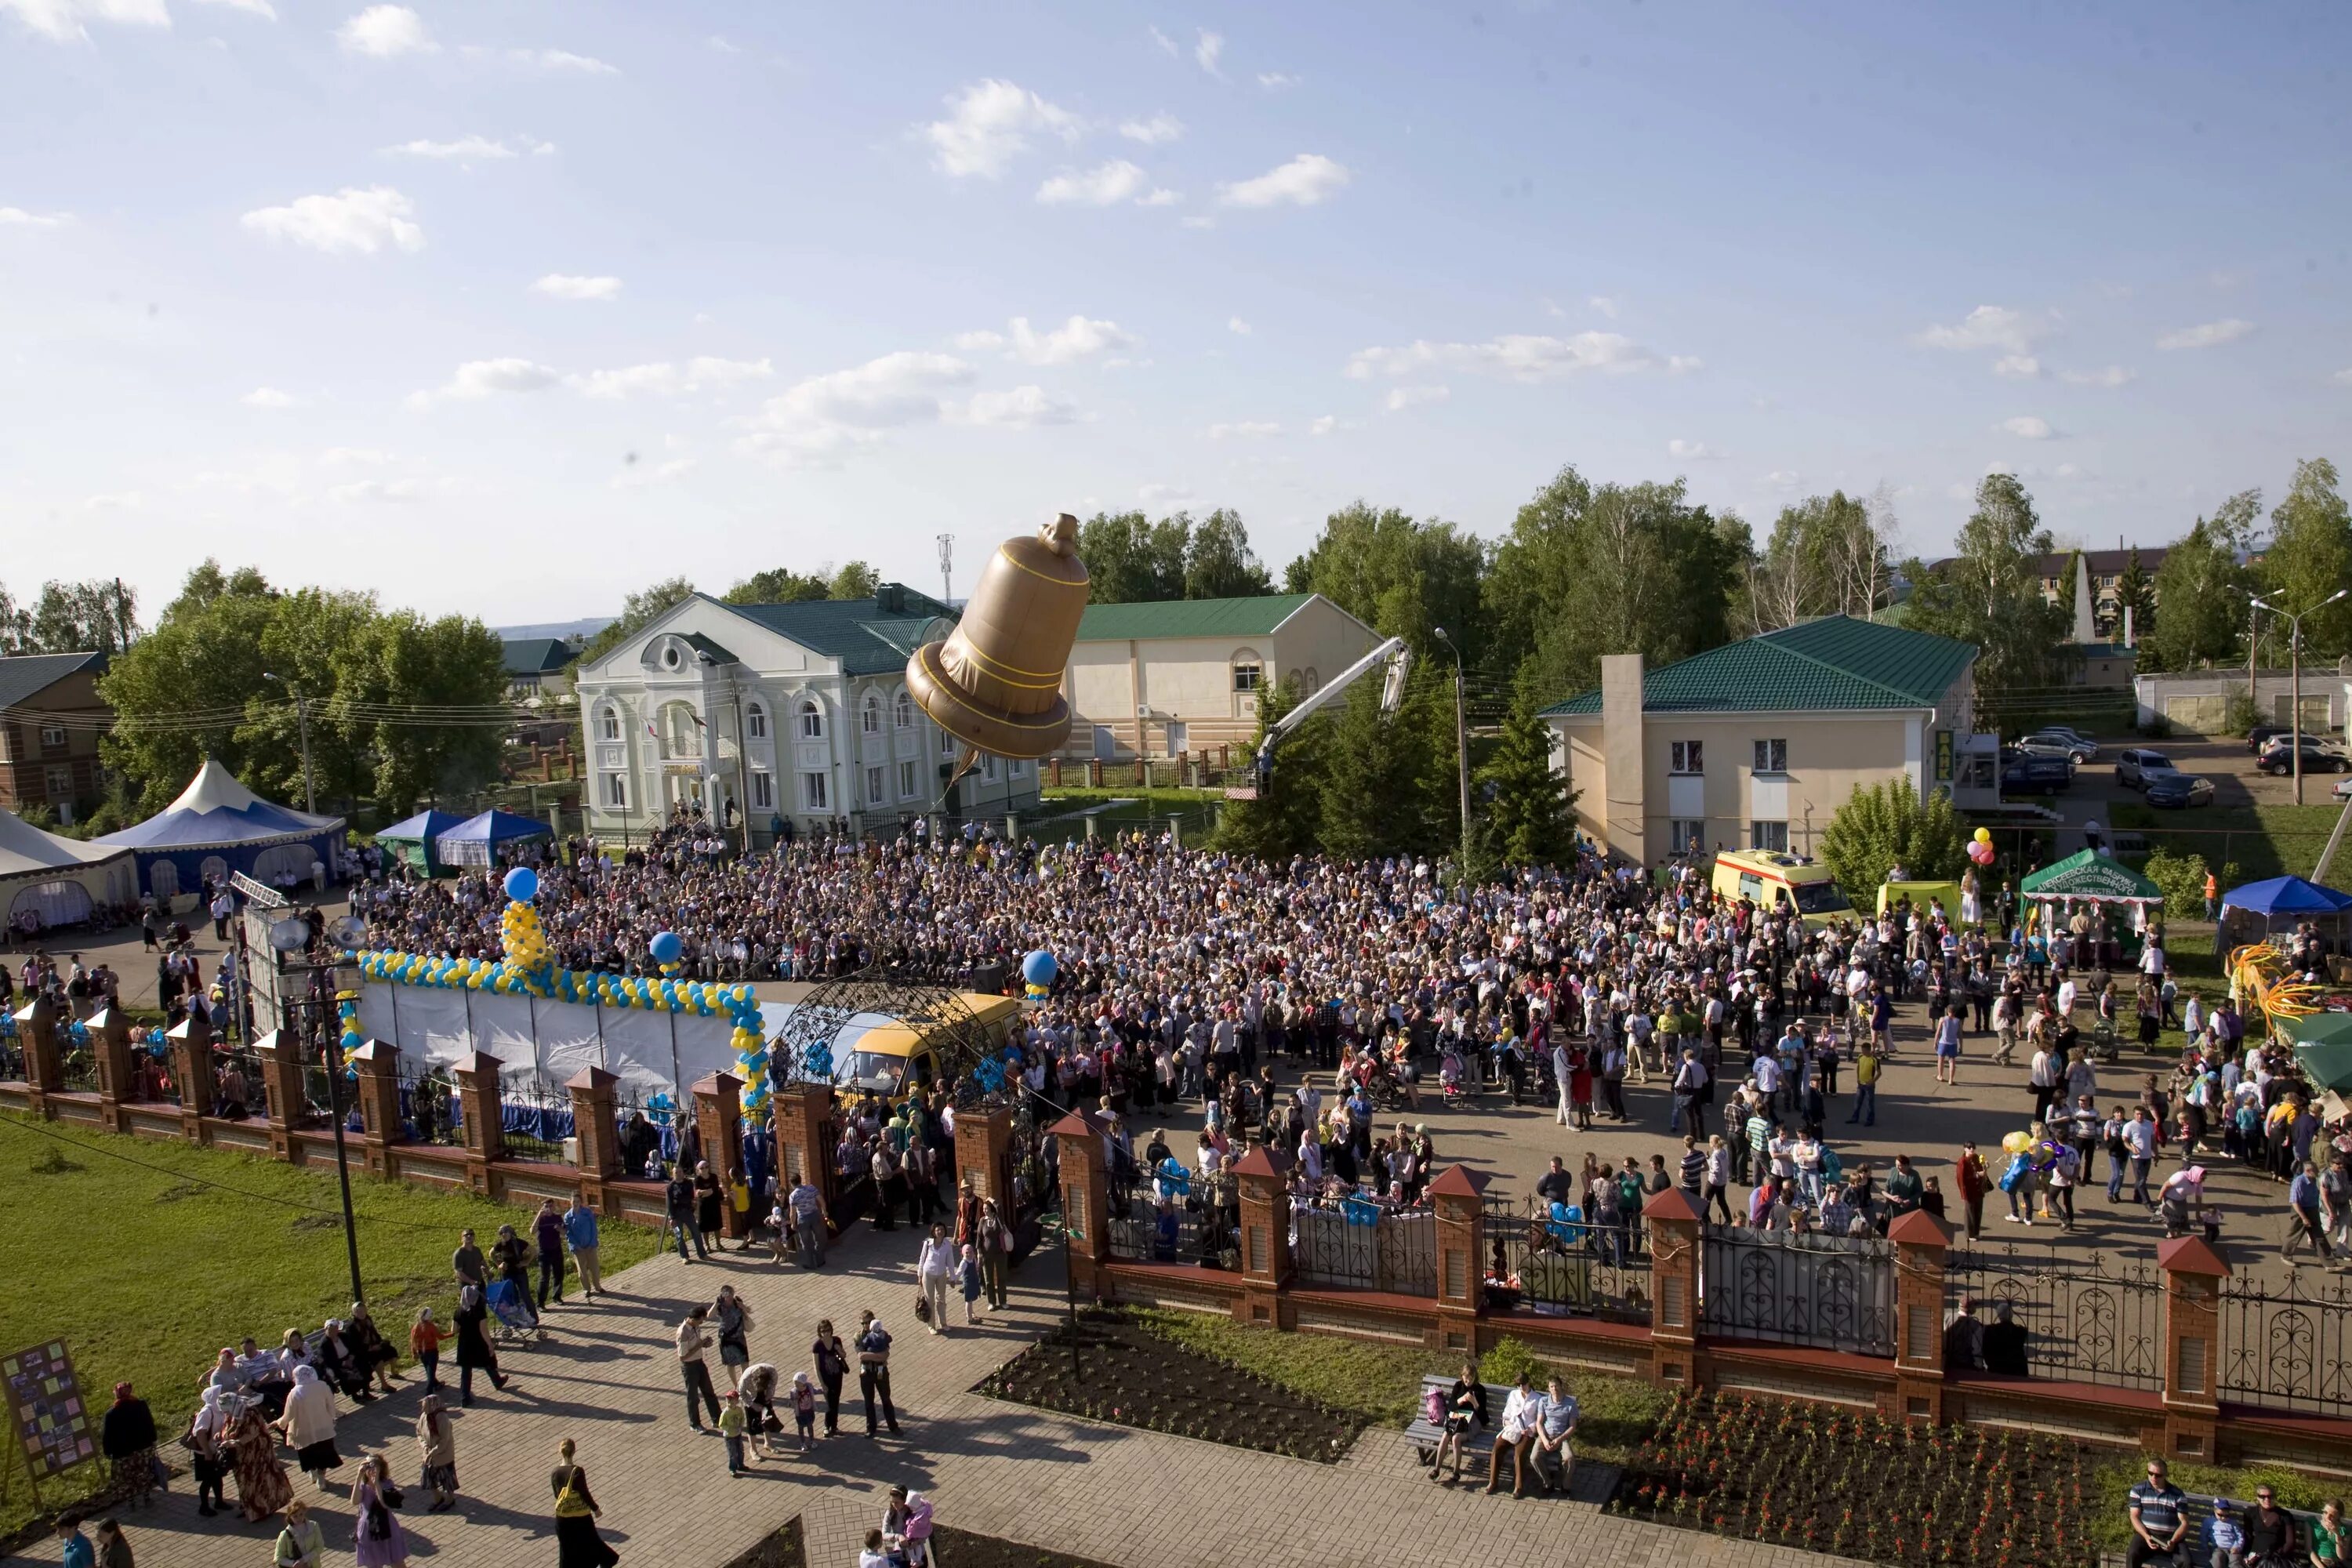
[746,702,768,739]
[798,699,824,739]
[598,703,621,742]
[895,692,914,730]
[861,695,882,735]
[1231,649,1264,693]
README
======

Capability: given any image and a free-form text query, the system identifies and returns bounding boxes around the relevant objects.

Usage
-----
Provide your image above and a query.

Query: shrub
[2142,847,2214,920]
[2139,713,2174,739]
[2226,691,2263,736]
[1819,779,1968,903]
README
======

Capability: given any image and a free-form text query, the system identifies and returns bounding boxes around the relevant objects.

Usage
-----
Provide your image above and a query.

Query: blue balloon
[1021,949,1057,987]
[503,866,539,902]
[648,931,684,964]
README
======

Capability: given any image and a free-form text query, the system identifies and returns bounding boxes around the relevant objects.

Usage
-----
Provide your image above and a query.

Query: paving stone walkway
[51,1226,1866,1568]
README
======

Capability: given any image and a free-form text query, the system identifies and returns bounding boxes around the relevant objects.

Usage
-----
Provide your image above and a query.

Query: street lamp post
[2249,590,2349,805]
[263,673,318,815]
[1431,627,1471,867]
[269,914,368,1307]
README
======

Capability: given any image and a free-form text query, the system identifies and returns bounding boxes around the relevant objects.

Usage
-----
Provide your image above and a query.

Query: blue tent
[2220,875,2352,939]
[374,808,465,875]
[96,759,346,902]
[434,808,553,868]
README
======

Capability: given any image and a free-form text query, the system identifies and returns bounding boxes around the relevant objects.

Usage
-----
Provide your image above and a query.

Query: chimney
[1600,653,1646,867]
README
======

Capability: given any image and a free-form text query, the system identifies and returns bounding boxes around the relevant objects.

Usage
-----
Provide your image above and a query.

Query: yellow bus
[829,993,1026,1098]
[1710,848,1854,928]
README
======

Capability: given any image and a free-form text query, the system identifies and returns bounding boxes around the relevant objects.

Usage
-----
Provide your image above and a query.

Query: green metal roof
[1541,615,1976,717]
[1076,593,1316,643]
[724,587,954,675]
[500,637,577,677]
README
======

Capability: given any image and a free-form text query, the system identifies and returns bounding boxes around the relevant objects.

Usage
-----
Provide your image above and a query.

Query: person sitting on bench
[1530,1376,1578,1494]
[1484,1371,1540,1498]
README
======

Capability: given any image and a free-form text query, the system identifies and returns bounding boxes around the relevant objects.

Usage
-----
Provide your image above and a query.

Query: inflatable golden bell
[905,514,1089,760]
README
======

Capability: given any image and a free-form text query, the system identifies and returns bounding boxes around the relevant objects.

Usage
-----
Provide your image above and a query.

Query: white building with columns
[572,584,1041,843]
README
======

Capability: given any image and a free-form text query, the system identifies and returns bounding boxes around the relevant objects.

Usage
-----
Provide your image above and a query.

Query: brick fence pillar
[954,1105,1014,1214]
[1888,1208,1954,1422]
[1051,1109,1110,1302]
[452,1051,505,1189]
[18,995,60,1120]
[1642,1185,1705,1389]
[166,1011,215,1142]
[1231,1142,1294,1327]
[1428,1163,1489,1356]
[348,1039,402,1178]
[89,1004,136,1131]
[774,1083,836,1211]
[253,1029,306,1161]
[691,1072,746,1239]
[568,1066,622,1215]
[2158,1233,2231,1462]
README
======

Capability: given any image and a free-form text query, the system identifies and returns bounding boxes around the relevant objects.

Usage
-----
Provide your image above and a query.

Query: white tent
[0,808,138,937]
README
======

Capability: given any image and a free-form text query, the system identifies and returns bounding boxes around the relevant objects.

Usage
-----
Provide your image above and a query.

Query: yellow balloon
[2001,1131,2032,1154]
[1974,828,1993,844]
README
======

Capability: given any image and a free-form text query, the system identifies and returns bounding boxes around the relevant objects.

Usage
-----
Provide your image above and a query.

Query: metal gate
[1700,1226,1896,1356]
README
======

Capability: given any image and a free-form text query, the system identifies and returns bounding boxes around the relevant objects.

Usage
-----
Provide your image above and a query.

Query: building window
[939,728,955,757]
[862,695,882,735]
[662,644,681,670]
[1302,667,1322,694]
[1752,739,1788,774]
[798,699,823,739]
[746,703,768,739]
[598,705,621,742]
[866,765,887,804]
[1670,819,1706,855]
[1670,740,1704,775]
[39,724,67,750]
[1749,820,1789,853]
[1009,757,1028,777]
[895,692,914,729]
[1232,652,1262,692]
[43,765,73,799]
[800,771,829,811]
[602,774,626,809]
[750,771,773,809]
[982,755,999,781]
[898,760,917,798]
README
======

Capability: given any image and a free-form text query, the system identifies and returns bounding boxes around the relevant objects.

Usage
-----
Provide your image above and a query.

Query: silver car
[2017,730,2096,764]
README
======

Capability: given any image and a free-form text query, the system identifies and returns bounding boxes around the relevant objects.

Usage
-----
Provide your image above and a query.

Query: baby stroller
[484,1279,545,1346]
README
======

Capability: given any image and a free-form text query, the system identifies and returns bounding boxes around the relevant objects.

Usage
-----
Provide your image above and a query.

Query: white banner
[356,978,753,1098]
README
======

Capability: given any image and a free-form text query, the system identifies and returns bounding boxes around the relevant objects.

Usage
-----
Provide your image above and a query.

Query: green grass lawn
[0,1111,655,1538]
[2114,801,2349,885]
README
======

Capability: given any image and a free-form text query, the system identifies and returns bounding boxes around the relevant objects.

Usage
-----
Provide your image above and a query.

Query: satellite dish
[328,915,368,951]
[267,916,310,954]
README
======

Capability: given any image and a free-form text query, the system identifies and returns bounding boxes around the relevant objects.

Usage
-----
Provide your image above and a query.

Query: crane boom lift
[1251,635,1411,790]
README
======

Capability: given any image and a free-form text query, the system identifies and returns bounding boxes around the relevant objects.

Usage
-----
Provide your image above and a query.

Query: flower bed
[930,1526,1120,1568]
[1606,1391,2096,1567]
[974,1308,1365,1462]
[720,1516,805,1568]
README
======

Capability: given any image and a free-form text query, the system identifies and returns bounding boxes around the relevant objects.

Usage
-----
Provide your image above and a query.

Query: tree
[1900,474,2074,705]
[1317,674,1452,859]
[1213,677,1326,858]
[2137,514,2252,673]
[828,561,881,600]
[1287,502,1489,663]
[2112,546,2154,644]
[1475,698,1577,866]
[1182,509,1275,599]
[2260,459,2352,659]
[1817,779,1968,903]
[579,576,697,664]
[1739,489,1899,636]
[17,579,139,655]
[1079,511,1189,603]
[98,562,280,806]
[723,568,829,604]
[365,611,509,811]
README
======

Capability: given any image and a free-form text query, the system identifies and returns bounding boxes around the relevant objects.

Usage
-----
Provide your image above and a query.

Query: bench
[2096,1493,2325,1568]
[1404,1373,1497,1469]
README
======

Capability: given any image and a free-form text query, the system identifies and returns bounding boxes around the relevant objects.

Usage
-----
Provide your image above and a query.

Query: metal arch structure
[773,958,1014,1105]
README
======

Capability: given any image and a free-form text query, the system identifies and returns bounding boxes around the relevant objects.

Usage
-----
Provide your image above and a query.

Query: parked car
[2001,756,2074,796]
[2334,775,2352,802]
[2143,772,2216,808]
[2016,730,2096,764]
[2247,724,2293,754]
[2114,748,2181,789]
[2042,726,2100,750]
[2257,735,2352,775]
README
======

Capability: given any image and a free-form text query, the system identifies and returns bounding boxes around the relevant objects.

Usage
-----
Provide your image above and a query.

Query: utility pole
[1432,627,1472,866]
[2251,590,2349,806]
[264,673,318,814]
[936,533,955,608]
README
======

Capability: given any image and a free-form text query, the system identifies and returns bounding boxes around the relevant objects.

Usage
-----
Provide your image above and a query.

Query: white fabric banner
[356,978,750,1098]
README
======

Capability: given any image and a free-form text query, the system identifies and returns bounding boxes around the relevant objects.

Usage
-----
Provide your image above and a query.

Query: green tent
[2277,1011,2352,1091]
[2018,849,2164,905]
[374,808,464,875]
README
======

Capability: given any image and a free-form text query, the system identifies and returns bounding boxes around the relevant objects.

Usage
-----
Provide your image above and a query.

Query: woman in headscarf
[227,1398,293,1522]
[452,1284,512,1406]
[415,1394,458,1512]
[274,1365,342,1491]
[550,1437,619,1568]
[99,1384,158,1510]
[183,1388,231,1517]
[345,1303,400,1396]
[349,1451,408,1568]
[312,1320,372,1403]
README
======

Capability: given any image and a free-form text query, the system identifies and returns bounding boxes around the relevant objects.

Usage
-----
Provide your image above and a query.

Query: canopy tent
[2220,874,2352,945]
[2018,850,2164,906]
[434,808,552,869]
[94,759,347,902]
[374,808,465,876]
[2277,1011,2352,1092]
[0,808,138,937]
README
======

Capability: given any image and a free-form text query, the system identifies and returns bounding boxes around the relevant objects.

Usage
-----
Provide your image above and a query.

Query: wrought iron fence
[53,1047,100,1094]
[1946,1242,2164,1390]
[1292,1203,1438,1294]
[499,1080,575,1163]
[1700,1225,1896,1356]
[211,1048,265,1120]
[396,1062,460,1145]
[1481,1196,1653,1323]
[2220,1266,2352,1418]
[1105,1168,1238,1266]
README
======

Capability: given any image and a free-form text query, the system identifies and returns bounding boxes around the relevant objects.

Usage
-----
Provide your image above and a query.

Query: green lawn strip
[1039,786,1224,808]
[0,1110,655,1540]
[2087,1454,2348,1552]
[2114,801,2347,886]
[1123,1308,1668,1465]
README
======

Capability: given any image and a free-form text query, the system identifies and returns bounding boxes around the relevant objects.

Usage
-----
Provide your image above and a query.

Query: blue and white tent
[96,759,346,901]
[432,808,552,868]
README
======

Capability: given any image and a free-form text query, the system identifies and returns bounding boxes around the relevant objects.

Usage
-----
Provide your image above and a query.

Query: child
[956,1243,982,1326]
[768,1200,790,1267]
[2208,1497,2245,1567]
[717,1390,750,1475]
[410,1307,445,1396]
[790,1371,818,1451]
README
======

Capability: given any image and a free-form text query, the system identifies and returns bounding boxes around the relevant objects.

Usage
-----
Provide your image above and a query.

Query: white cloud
[1,0,167,42]
[1762,470,1802,491]
[1993,355,2041,379]
[2157,318,2254,350]
[1915,304,2050,357]
[1193,28,1223,74]
[336,4,431,56]
[329,477,423,505]
[318,446,390,466]
[408,357,558,407]
[521,49,615,74]
[1119,113,1183,145]
[241,186,422,255]
[951,329,1006,351]
[1036,160,1147,206]
[1138,481,1193,503]
[1179,216,1215,230]
[1668,355,1703,374]
[706,34,739,53]
[2335,368,2352,386]
[1588,295,1620,320]
[1148,25,1177,55]
[1385,384,1448,412]
[924,79,1080,179]
[1207,420,1281,439]
[385,134,553,160]
[1309,415,1348,436]
[241,387,299,408]
[993,314,1134,366]
[1257,72,1298,89]
[1667,438,1719,461]
[2059,365,2135,388]
[1999,415,2056,440]
[1218,153,1349,209]
[1228,317,1251,336]
[569,357,772,399]
[1348,330,1686,381]
[1137,187,1181,206]
[0,205,72,227]
[532,273,622,301]
[83,491,142,511]
[194,0,274,16]
[610,456,696,490]
[959,385,1079,428]
[737,350,976,466]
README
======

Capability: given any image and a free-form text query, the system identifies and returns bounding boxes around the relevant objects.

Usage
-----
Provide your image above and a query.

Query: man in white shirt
[1530,1377,1579,1494]
[1483,1372,1541,1497]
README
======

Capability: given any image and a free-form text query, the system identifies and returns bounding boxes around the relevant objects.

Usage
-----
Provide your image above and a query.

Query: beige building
[1064,593,1378,760]
[1542,616,1986,867]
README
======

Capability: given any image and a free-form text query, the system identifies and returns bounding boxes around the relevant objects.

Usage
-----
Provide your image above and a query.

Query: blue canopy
[2220,876,2352,917]
[434,808,552,867]
[95,759,346,899]
[376,808,463,844]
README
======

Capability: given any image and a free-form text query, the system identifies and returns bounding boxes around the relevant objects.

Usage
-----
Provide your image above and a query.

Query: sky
[3,0,2350,627]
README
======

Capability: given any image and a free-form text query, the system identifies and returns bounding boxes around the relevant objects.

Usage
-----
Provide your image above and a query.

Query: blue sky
[4,0,2348,624]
